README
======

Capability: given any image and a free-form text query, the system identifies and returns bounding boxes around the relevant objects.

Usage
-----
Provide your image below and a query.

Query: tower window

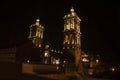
[64,35,68,43]
[70,19,74,29]
[66,20,70,30]
[66,24,70,30]
[72,37,74,44]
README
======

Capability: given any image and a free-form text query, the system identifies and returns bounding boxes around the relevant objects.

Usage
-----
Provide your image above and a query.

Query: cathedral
[27,7,83,74]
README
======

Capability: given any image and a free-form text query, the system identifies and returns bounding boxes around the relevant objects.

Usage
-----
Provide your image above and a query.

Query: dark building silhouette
[16,40,42,62]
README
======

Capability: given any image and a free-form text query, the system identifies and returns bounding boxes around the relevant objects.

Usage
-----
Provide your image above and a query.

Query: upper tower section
[63,7,81,33]
[63,7,81,49]
[28,18,44,48]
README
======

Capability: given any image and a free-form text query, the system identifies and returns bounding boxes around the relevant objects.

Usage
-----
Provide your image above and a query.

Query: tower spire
[36,17,40,22]
[36,17,40,26]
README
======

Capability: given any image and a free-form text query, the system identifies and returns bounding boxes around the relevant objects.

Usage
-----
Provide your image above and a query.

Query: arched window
[64,20,67,30]
[70,18,74,29]
[66,20,70,30]
[71,36,75,44]
[64,35,69,43]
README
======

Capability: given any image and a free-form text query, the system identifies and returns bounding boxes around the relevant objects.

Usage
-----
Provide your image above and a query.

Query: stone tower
[63,7,81,61]
[28,18,44,48]
[63,7,82,73]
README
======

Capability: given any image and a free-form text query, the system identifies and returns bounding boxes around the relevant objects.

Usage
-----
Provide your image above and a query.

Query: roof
[64,8,81,21]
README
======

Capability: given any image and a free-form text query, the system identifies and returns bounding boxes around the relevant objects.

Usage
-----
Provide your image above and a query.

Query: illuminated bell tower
[28,18,44,48]
[63,7,81,64]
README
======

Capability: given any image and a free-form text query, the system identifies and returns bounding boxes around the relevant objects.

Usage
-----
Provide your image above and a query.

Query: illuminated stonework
[63,7,81,49]
[28,18,44,48]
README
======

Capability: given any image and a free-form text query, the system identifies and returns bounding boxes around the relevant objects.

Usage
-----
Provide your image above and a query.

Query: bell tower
[63,7,82,74]
[28,18,44,48]
[63,7,81,60]
[63,7,81,49]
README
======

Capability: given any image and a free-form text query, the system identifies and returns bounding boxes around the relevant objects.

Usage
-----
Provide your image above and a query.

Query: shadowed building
[0,48,22,79]
[17,18,45,62]
[0,48,16,62]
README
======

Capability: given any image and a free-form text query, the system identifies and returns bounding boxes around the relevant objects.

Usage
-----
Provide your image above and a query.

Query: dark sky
[0,1,119,63]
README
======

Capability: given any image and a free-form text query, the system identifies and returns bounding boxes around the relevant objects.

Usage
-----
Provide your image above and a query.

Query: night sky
[0,1,119,63]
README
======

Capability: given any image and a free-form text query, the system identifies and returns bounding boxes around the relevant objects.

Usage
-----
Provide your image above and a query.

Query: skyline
[0,1,119,63]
